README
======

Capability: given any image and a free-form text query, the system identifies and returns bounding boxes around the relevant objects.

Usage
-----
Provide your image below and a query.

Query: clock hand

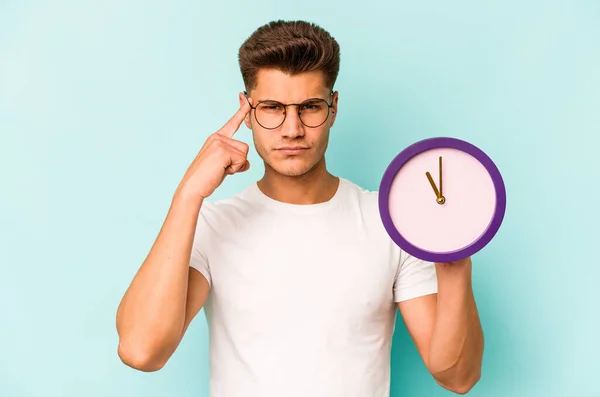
[426,158,446,205]
[439,156,443,198]
[425,171,440,198]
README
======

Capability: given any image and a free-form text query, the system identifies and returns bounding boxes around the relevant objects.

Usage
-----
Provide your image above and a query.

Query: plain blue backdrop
[1,0,598,396]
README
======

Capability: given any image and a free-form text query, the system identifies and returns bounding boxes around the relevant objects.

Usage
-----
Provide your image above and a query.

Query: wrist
[172,186,204,211]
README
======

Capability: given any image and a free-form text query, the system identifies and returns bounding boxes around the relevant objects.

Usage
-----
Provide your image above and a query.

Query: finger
[213,134,250,155]
[196,132,231,159]
[238,159,250,172]
[225,158,249,174]
[217,93,252,139]
[220,143,248,172]
[218,138,247,160]
[199,133,247,160]
[226,161,250,175]
[197,131,223,157]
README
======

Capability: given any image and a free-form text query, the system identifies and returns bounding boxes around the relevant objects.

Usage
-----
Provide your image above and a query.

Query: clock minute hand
[439,156,443,198]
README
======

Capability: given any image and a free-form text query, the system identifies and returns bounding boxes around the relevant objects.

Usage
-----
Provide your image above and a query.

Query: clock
[378,137,506,263]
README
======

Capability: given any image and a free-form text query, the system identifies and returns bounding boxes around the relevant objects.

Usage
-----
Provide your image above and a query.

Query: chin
[273,163,313,177]
[268,158,319,177]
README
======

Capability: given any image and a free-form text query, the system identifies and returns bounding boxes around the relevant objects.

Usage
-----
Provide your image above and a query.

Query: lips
[275,146,309,156]
[276,147,308,150]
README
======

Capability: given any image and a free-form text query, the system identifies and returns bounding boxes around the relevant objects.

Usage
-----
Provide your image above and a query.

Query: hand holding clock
[379,138,494,393]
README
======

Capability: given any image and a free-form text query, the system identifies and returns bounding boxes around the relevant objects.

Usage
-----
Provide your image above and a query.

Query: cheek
[252,131,271,152]
[311,128,330,147]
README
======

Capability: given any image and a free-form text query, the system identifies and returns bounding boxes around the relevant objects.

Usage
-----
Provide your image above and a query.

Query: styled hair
[238,20,340,92]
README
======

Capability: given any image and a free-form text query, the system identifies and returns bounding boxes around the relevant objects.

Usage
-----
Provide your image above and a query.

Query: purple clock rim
[378,136,507,263]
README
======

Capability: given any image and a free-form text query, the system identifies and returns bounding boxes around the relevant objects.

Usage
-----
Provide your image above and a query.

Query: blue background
[1,0,598,396]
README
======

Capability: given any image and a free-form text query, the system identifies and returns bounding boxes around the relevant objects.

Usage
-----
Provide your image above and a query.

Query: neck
[257,159,339,205]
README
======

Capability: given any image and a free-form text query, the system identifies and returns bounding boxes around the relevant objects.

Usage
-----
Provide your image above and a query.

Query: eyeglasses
[243,91,334,130]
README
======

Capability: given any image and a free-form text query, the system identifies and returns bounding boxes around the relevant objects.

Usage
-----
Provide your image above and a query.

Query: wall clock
[378,137,507,263]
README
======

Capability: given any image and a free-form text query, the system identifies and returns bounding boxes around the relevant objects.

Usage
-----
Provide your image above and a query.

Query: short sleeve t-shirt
[189,177,438,397]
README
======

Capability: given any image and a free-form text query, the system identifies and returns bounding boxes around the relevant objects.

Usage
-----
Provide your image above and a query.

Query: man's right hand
[117,93,254,372]
[177,93,253,200]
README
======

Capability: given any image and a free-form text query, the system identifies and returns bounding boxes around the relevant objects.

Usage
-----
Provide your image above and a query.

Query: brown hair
[238,20,340,92]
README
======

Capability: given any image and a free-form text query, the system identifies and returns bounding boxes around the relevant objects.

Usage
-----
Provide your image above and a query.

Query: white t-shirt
[189,177,437,397]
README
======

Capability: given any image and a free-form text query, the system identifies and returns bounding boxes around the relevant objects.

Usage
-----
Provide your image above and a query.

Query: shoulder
[339,177,381,212]
[338,178,392,236]
[196,184,258,226]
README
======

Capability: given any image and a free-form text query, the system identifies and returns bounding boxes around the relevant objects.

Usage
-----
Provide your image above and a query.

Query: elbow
[445,382,476,395]
[117,339,168,372]
[436,370,481,395]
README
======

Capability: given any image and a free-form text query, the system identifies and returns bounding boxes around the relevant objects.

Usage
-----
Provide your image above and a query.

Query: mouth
[275,147,309,155]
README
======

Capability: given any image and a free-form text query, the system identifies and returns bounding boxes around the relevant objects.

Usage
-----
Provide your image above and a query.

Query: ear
[239,92,253,130]
[329,91,339,127]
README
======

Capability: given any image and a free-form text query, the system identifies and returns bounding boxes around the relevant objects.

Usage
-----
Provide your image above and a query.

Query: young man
[116,20,484,397]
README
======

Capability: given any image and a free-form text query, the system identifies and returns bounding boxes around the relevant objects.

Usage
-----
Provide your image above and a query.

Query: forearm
[428,268,484,391]
[116,192,203,368]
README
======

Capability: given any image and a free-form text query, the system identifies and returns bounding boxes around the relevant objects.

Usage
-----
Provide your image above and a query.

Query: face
[241,69,338,177]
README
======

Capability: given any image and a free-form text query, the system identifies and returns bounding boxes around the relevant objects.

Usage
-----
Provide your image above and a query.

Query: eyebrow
[256,97,328,103]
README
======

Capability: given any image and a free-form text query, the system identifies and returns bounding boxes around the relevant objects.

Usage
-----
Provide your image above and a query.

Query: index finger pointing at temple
[217,95,252,138]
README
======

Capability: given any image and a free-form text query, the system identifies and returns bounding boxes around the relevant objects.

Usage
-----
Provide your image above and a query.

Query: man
[116,20,483,397]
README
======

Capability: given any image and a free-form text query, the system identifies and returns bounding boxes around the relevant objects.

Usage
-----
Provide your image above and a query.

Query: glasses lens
[254,99,331,129]
[256,101,285,129]
[299,99,329,127]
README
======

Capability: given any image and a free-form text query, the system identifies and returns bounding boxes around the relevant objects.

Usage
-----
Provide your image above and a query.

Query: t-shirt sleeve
[189,205,212,287]
[393,249,438,302]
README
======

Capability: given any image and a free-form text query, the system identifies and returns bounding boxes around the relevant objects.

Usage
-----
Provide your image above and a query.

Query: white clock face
[387,147,497,254]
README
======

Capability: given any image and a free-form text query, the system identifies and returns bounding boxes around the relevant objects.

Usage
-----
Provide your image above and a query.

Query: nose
[279,107,305,139]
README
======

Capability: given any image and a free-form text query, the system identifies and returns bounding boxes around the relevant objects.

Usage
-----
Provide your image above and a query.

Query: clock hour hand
[425,171,440,198]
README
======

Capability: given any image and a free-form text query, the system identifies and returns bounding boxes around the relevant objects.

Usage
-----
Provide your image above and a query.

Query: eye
[300,100,326,112]
[258,102,284,112]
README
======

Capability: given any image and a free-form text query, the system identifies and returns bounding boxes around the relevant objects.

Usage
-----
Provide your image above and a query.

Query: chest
[206,213,399,329]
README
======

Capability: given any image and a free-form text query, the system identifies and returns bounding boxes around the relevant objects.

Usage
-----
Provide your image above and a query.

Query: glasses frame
[243,91,335,130]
